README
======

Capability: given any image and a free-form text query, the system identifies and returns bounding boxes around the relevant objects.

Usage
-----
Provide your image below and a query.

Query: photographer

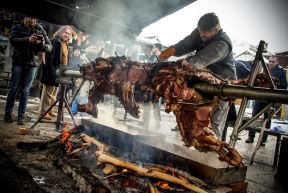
[4,16,52,125]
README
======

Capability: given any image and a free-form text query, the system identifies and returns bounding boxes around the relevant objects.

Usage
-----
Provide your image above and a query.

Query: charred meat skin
[80,56,244,167]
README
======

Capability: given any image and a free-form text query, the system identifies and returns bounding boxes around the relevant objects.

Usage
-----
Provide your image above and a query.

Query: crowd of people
[3,13,287,147]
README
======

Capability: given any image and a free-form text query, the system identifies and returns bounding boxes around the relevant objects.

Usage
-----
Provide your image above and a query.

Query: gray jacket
[173,28,236,80]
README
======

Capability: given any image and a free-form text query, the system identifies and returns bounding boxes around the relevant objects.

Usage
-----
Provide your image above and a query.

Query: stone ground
[0,96,287,193]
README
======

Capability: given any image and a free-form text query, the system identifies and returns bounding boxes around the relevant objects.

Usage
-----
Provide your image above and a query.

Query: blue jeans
[5,65,37,116]
[248,101,271,142]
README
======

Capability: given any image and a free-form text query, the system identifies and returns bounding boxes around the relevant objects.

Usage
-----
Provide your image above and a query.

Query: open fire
[60,125,209,193]
[61,125,74,153]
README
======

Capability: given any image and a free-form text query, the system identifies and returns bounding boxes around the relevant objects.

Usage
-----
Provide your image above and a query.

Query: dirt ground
[0,96,287,193]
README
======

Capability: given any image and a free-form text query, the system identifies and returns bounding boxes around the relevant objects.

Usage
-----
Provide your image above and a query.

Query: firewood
[102,164,117,175]
[148,181,158,193]
[79,134,109,151]
[17,127,40,135]
[96,151,208,193]
[67,143,93,156]
[146,164,207,186]
[17,127,29,135]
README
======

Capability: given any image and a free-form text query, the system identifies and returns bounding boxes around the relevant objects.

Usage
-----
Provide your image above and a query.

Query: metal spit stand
[229,40,274,147]
[30,65,83,131]
[193,40,288,147]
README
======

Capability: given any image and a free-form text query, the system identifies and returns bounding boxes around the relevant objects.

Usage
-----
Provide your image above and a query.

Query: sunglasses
[269,61,276,63]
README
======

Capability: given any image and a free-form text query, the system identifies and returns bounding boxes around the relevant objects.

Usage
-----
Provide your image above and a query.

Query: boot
[17,115,25,125]
[245,137,254,143]
[4,112,14,123]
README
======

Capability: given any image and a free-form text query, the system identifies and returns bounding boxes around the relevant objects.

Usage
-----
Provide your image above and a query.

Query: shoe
[260,140,266,146]
[42,114,52,121]
[245,138,254,143]
[17,116,25,125]
[171,126,179,131]
[4,112,14,123]
[49,111,57,117]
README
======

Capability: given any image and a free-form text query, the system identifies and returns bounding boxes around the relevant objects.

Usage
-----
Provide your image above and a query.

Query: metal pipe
[229,40,267,147]
[237,103,273,133]
[230,98,248,147]
[61,70,83,78]
[194,83,288,104]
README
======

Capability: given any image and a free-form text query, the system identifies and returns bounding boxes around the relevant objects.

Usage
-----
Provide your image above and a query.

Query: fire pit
[81,119,247,186]
[14,119,247,193]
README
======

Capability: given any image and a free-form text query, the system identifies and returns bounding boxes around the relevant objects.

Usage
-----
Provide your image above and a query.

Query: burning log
[145,163,207,186]
[79,56,244,167]
[80,134,109,152]
[95,150,208,193]
[66,129,208,192]
[148,181,159,193]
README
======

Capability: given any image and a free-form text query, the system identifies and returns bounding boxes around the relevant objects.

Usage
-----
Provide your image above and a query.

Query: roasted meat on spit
[79,56,244,167]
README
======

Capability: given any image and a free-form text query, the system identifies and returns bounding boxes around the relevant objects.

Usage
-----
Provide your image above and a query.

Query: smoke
[73,0,189,58]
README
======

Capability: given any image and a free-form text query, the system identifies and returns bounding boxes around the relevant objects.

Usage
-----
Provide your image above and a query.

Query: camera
[35,34,43,40]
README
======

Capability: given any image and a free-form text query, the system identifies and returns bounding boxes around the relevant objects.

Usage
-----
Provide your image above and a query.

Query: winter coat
[271,64,287,89]
[173,28,236,79]
[40,37,68,86]
[9,21,52,66]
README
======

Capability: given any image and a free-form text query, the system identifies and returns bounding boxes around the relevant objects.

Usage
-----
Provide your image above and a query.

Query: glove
[159,47,176,61]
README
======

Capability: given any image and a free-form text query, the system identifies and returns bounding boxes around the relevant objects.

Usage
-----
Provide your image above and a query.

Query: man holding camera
[4,16,52,125]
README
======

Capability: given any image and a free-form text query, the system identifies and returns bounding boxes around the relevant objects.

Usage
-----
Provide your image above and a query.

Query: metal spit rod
[193,83,288,104]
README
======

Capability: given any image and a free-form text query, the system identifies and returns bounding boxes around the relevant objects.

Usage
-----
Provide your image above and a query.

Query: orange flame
[61,126,73,152]
[155,181,170,190]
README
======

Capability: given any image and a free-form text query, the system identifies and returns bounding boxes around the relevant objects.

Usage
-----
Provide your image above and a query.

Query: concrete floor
[0,97,287,192]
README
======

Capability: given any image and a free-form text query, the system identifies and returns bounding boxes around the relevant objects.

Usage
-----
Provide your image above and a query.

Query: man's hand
[159,47,176,61]
[28,34,38,44]
[34,34,44,44]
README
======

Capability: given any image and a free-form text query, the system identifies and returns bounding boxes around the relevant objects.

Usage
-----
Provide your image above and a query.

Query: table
[245,126,288,167]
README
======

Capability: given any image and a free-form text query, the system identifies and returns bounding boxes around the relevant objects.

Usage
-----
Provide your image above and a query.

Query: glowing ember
[122,179,139,188]
[122,169,128,173]
[165,163,175,176]
[155,181,170,190]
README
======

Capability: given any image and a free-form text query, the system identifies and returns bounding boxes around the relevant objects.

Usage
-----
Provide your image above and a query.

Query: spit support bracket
[229,40,275,147]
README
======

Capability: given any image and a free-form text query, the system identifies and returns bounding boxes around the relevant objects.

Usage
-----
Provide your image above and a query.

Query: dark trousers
[5,65,37,116]
[248,101,271,142]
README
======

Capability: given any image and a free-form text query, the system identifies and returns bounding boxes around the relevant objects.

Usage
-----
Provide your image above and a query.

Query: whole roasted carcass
[79,56,244,167]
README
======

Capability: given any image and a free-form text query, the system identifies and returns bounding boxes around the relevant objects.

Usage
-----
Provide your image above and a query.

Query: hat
[73,45,81,52]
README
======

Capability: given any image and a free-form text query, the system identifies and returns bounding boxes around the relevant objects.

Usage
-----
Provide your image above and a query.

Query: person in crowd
[68,45,85,115]
[39,25,72,120]
[146,43,162,63]
[245,55,287,146]
[4,16,52,125]
[159,12,236,138]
